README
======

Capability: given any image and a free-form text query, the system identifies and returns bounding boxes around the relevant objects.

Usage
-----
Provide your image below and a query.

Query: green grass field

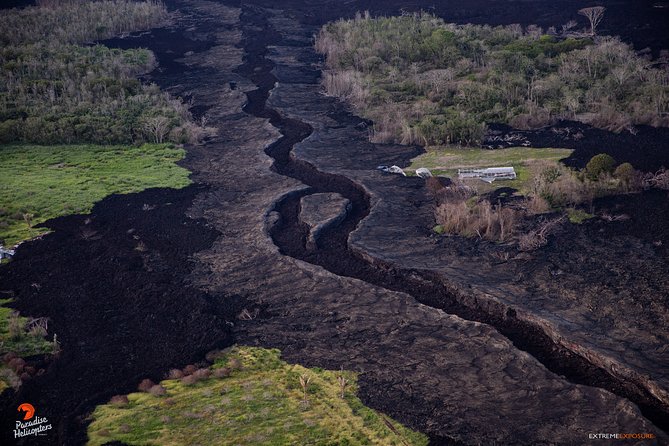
[87,346,429,446]
[0,144,191,246]
[409,146,573,194]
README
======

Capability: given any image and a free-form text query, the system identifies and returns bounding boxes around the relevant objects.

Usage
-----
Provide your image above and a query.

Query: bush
[192,368,211,380]
[109,395,129,407]
[213,367,232,379]
[137,378,155,392]
[586,153,616,180]
[182,364,197,376]
[166,369,184,380]
[148,385,167,397]
[425,176,445,197]
[180,374,199,386]
[614,162,642,192]
[435,193,518,242]
[8,311,24,341]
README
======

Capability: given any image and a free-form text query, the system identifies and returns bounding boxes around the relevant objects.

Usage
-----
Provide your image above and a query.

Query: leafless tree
[142,116,170,143]
[299,374,311,403]
[579,6,606,36]
[561,20,578,34]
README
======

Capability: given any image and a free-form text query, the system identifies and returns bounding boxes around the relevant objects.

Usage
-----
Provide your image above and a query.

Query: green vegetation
[567,208,595,224]
[316,12,669,146]
[410,146,573,193]
[0,299,55,392]
[0,0,205,145]
[87,346,428,446]
[425,150,645,246]
[0,144,191,246]
[586,153,616,180]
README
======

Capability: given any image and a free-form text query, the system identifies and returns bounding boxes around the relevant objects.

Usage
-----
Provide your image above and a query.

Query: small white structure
[377,165,407,176]
[458,167,516,183]
[415,167,433,179]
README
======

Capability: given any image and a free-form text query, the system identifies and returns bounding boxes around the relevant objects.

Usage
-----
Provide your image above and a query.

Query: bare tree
[561,20,578,34]
[579,7,606,36]
[142,116,170,143]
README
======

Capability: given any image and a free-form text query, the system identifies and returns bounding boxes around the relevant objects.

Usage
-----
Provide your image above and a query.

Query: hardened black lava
[232,4,669,440]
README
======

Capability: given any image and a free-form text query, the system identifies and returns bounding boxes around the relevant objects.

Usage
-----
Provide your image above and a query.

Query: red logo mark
[17,403,35,421]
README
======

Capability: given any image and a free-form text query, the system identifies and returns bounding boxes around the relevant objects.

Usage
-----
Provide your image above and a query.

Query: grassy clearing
[409,146,573,193]
[0,143,191,246]
[87,346,429,446]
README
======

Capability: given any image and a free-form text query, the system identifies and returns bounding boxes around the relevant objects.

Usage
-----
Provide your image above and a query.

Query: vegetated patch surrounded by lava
[241,0,669,53]
[0,185,234,445]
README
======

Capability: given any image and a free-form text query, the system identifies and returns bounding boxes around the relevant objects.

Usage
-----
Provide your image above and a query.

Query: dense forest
[316,12,669,146]
[0,0,201,145]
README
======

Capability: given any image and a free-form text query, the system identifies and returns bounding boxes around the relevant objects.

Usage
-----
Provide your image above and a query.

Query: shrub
[518,217,563,251]
[586,154,616,180]
[109,395,129,407]
[205,350,225,363]
[567,208,594,224]
[8,357,26,373]
[435,196,519,242]
[181,374,199,386]
[192,368,211,381]
[213,367,231,379]
[614,162,642,191]
[148,385,167,397]
[614,162,635,180]
[166,369,184,380]
[228,358,243,371]
[646,168,669,190]
[8,311,24,340]
[182,364,197,376]
[425,176,445,197]
[137,378,155,392]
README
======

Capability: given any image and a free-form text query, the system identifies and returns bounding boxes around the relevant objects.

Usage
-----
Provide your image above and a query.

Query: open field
[0,144,191,246]
[87,346,428,446]
[409,146,573,192]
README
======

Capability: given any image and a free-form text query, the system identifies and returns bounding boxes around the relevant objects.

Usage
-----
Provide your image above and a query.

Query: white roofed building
[458,167,516,183]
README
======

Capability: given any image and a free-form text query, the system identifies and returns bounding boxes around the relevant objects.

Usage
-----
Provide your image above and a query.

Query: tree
[586,153,616,180]
[141,116,170,143]
[579,7,606,36]
[614,162,639,191]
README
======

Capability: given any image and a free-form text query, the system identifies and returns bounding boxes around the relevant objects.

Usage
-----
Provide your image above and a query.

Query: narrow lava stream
[233,5,669,434]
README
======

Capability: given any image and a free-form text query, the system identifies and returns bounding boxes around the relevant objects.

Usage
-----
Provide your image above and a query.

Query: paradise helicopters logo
[14,403,52,438]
